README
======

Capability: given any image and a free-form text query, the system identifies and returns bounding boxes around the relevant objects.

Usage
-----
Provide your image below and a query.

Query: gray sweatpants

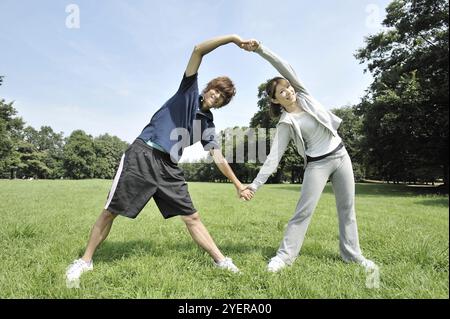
[277,147,364,265]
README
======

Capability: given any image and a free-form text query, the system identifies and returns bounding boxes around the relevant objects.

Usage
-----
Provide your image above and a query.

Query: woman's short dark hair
[203,76,236,107]
[265,77,290,119]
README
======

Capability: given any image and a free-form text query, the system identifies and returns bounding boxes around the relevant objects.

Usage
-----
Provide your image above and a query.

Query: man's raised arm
[185,34,247,77]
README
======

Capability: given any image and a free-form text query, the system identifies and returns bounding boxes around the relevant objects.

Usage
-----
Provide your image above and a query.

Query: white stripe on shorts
[104,154,125,210]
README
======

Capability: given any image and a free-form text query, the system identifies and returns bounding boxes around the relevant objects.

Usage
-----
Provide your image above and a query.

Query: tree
[22,125,65,178]
[355,0,449,188]
[14,139,50,179]
[332,106,365,181]
[93,134,129,179]
[63,130,96,179]
[0,98,25,178]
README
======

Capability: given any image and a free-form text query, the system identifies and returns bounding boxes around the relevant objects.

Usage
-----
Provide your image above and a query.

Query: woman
[241,40,376,273]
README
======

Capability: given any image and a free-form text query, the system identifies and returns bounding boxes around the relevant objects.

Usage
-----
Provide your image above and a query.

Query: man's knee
[181,212,200,226]
[101,209,118,222]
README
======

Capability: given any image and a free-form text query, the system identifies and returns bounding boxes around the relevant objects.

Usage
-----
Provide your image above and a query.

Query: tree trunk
[273,169,283,183]
[10,168,16,179]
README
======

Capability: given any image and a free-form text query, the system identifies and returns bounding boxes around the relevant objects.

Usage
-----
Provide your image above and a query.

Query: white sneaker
[66,258,93,282]
[267,256,287,273]
[359,258,377,271]
[214,257,240,273]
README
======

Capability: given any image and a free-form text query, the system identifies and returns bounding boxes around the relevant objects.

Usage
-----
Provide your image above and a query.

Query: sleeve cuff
[254,42,264,55]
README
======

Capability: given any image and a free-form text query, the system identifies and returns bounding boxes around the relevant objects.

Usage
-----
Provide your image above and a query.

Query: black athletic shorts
[104,138,197,219]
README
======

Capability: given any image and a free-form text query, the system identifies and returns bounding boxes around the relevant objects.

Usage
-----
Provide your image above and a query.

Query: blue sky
[0,0,391,161]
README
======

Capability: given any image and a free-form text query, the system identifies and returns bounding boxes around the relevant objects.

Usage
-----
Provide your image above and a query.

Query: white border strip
[104,154,125,210]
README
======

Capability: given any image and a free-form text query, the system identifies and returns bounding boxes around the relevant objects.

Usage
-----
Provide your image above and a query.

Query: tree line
[0,95,128,179]
[1,0,448,191]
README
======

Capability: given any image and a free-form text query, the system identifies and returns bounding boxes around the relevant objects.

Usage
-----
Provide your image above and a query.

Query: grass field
[0,179,448,299]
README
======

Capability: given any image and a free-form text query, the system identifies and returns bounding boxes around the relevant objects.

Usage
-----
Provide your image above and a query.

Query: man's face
[203,89,225,109]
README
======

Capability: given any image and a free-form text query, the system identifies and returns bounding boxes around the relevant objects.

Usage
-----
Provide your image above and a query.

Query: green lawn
[0,179,448,298]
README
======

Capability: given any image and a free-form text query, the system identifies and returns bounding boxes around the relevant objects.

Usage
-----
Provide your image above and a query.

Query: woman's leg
[330,152,364,262]
[276,161,332,265]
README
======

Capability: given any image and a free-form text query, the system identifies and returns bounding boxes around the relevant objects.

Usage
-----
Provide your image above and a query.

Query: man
[66,34,253,284]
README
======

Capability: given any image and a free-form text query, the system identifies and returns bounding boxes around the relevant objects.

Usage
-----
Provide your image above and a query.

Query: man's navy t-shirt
[137,73,220,162]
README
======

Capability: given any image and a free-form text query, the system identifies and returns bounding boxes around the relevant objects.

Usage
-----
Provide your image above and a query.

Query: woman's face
[273,82,296,106]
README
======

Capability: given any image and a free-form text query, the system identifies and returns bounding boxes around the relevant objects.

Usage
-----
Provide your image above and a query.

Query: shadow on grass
[85,239,347,269]
[87,240,276,264]
[88,240,156,263]
[414,198,449,208]
[301,246,343,263]
[271,183,449,199]
[165,241,277,257]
